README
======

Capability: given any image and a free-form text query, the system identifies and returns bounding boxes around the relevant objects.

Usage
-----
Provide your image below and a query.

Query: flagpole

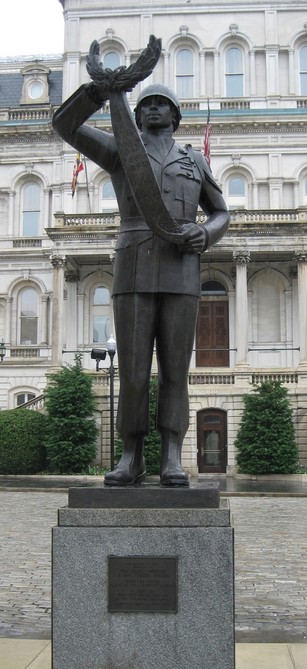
[203,97,211,166]
[83,155,92,214]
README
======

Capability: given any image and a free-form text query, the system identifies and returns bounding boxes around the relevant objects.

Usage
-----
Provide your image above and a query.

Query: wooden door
[196,301,229,367]
[197,409,227,473]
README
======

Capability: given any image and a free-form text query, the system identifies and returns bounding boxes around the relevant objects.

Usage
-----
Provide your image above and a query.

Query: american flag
[203,99,211,167]
[71,153,84,197]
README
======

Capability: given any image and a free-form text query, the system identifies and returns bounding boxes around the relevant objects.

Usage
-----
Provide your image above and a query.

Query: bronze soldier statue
[52,36,230,487]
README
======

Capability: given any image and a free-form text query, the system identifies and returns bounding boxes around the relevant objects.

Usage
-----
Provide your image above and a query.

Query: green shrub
[235,380,298,475]
[0,409,47,474]
[115,376,161,475]
[44,355,98,473]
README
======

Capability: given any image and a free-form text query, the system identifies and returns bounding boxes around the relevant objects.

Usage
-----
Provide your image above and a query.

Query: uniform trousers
[113,292,199,442]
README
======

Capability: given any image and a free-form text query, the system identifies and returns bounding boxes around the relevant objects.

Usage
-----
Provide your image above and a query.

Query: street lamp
[0,340,6,362]
[106,335,116,471]
[91,335,117,471]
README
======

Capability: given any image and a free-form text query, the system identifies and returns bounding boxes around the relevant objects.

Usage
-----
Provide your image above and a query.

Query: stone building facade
[1,0,307,473]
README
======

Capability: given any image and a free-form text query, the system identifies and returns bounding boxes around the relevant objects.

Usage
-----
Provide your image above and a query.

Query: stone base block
[52,496,235,669]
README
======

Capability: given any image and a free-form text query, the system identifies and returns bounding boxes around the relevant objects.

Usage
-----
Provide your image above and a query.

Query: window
[92,286,111,343]
[226,47,243,97]
[101,180,117,212]
[176,49,194,98]
[201,281,227,296]
[16,392,36,407]
[103,52,120,69]
[227,176,247,209]
[22,183,41,236]
[19,288,38,344]
[300,46,307,96]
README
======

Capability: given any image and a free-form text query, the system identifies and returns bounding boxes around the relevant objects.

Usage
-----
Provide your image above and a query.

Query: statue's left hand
[181,223,207,253]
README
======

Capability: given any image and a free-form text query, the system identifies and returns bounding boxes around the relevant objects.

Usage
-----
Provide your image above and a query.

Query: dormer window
[20,64,50,104]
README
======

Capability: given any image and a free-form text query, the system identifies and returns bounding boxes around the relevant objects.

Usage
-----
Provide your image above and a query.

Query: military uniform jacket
[52,84,229,297]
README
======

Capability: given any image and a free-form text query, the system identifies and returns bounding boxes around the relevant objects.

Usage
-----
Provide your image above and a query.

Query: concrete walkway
[1,640,307,669]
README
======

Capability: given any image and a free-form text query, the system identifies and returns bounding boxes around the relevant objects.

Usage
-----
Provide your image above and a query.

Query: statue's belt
[120,217,192,233]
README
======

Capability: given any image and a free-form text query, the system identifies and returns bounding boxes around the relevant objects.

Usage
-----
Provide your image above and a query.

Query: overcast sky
[0,0,64,57]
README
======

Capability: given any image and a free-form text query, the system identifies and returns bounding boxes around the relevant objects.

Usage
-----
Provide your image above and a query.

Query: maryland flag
[71,153,84,197]
[203,99,211,167]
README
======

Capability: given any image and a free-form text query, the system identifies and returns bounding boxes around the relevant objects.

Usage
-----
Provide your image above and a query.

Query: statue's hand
[181,223,208,253]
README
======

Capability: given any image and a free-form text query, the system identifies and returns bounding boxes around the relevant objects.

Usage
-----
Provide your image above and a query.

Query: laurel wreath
[86,34,162,92]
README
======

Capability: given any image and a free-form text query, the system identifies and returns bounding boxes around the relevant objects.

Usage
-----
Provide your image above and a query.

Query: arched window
[21,183,41,236]
[201,281,227,296]
[303,177,307,205]
[300,46,307,95]
[176,48,194,98]
[101,180,118,212]
[16,392,36,407]
[226,47,243,97]
[227,176,247,209]
[92,286,111,343]
[103,52,120,69]
[19,288,38,344]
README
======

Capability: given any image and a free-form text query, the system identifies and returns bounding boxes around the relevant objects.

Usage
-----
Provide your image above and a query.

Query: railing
[13,239,42,247]
[53,212,120,228]
[252,371,298,384]
[220,100,250,110]
[10,347,40,358]
[17,394,45,411]
[189,372,235,385]
[8,108,51,121]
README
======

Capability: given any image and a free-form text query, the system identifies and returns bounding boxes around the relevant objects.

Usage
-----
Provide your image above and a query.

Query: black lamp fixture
[91,335,117,471]
[0,339,6,362]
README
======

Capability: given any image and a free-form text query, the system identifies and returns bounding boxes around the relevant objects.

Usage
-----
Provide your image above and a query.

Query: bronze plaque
[108,556,178,613]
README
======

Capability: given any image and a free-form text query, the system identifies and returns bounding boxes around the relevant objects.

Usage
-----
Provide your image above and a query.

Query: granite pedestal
[52,484,235,669]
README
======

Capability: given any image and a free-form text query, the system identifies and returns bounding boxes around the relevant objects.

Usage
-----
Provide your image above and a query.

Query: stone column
[8,191,15,236]
[5,297,12,344]
[199,51,206,97]
[163,51,170,87]
[50,254,66,366]
[40,294,49,345]
[288,49,295,95]
[294,251,307,367]
[64,265,79,352]
[249,49,256,95]
[213,51,220,96]
[233,249,250,368]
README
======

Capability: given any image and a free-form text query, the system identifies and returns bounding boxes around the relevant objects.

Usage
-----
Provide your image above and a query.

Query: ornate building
[1,0,307,473]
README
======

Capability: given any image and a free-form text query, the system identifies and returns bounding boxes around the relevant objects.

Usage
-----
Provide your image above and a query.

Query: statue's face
[139,95,173,130]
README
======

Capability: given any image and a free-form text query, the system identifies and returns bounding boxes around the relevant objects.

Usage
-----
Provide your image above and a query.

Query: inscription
[108,556,178,613]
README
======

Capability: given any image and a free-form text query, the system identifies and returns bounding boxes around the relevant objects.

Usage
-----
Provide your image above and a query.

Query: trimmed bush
[44,355,98,473]
[0,409,47,474]
[115,376,161,475]
[235,380,298,475]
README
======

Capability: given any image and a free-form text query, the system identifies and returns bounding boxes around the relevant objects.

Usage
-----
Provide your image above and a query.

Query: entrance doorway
[196,281,229,367]
[197,409,227,473]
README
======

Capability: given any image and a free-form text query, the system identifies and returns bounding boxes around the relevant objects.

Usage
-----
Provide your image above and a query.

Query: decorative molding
[50,253,66,269]
[231,153,241,166]
[179,25,189,37]
[106,27,115,40]
[293,250,307,264]
[229,23,238,35]
[233,249,251,264]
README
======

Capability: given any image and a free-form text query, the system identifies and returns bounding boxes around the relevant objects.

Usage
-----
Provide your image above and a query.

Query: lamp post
[106,335,116,471]
[0,340,6,362]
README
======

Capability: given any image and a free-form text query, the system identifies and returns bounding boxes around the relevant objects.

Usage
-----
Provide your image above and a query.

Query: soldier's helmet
[134,84,182,131]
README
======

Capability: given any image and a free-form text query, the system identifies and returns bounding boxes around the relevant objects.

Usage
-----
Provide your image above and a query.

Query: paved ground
[0,491,307,642]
